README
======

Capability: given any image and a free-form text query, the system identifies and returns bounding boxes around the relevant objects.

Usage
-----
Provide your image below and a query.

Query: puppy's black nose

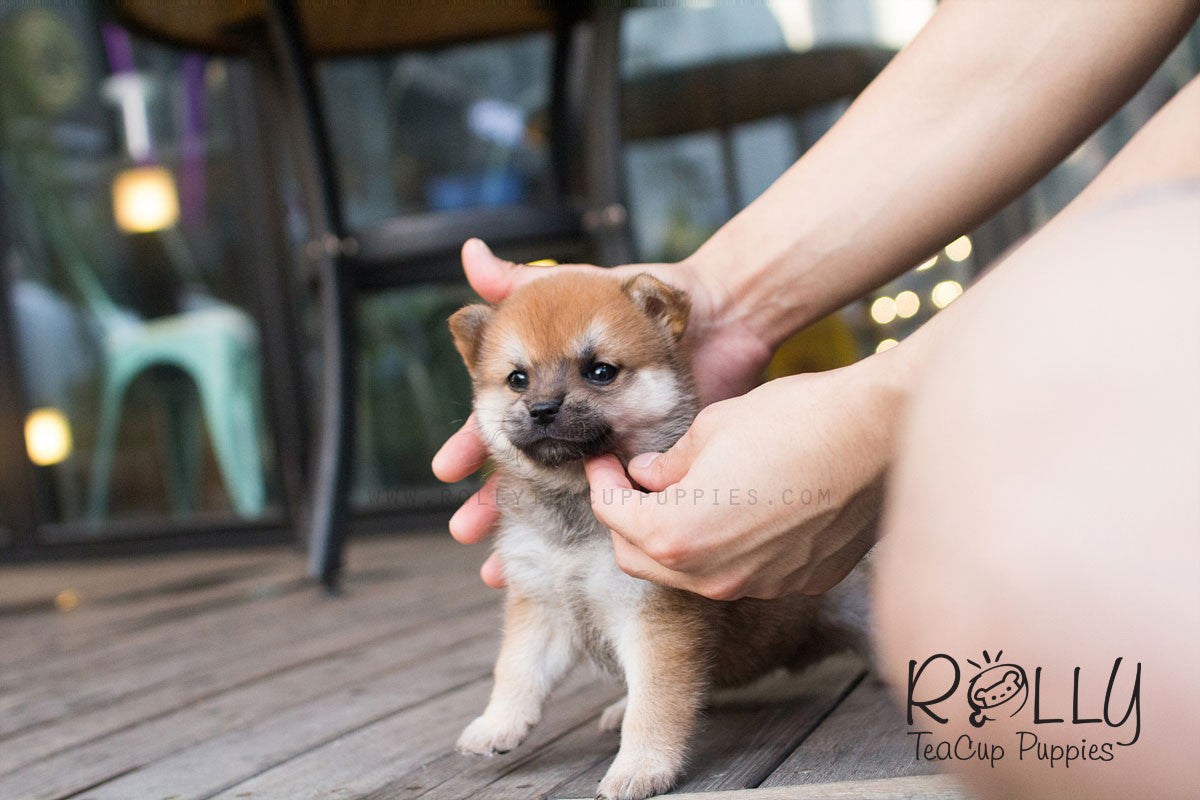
[528,400,561,425]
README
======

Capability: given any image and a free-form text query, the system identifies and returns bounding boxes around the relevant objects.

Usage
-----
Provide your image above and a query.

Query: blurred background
[1,0,1197,560]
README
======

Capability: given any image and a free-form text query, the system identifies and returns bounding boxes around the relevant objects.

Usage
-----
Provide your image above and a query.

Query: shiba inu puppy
[449,272,864,800]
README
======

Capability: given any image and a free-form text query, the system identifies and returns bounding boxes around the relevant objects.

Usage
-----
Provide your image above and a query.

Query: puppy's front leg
[457,591,577,756]
[598,609,707,800]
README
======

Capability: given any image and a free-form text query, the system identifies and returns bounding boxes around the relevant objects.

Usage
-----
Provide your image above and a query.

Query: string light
[931,280,964,308]
[876,338,899,353]
[870,296,897,324]
[895,290,920,319]
[945,235,972,262]
[916,255,937,271]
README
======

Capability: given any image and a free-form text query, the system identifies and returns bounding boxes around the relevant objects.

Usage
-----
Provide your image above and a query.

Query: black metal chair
[115,0,631,589]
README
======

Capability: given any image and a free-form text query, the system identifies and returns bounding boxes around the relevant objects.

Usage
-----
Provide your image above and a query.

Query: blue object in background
[426,167,525,211]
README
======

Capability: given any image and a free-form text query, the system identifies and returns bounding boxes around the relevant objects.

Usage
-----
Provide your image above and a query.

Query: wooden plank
[467,708,617,800]
[0,559,308,668]
[0,537,485,738]
[201,669,620,800]
[0,546,289,612]
[365,675,623,800]
[0,599,501,800]
[204,680,500,800]
[0,574,496,773]
[761,676,936,787]
[548,655,866,800]
[0,533,466,671]
[0,564,486,741]
[618,773,972,799]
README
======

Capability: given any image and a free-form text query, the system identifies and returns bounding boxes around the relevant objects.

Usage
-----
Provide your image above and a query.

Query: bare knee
[872,189,1200,798]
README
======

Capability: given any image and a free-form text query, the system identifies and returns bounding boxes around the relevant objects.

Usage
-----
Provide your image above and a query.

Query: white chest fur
[496,490,652,674]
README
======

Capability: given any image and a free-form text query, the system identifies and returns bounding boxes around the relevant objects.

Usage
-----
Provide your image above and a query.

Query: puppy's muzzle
[529,400,561,426]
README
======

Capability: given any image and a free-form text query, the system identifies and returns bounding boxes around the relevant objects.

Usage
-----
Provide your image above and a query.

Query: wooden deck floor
[0,533,965,800]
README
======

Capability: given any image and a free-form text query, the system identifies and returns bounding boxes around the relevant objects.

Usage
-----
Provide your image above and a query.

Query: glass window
[318,33,555,231]
[350,283,477,508]
[311,35,558,507]
[0,5,282,534]
[619,2,924,270]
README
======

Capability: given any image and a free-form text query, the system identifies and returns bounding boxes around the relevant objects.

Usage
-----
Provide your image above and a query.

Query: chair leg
[162,375,203,516]
[305,272,356,590]
[87,367,132,523]
[238,348,269,513]
[262,0,356,590]
[194,345,268,517]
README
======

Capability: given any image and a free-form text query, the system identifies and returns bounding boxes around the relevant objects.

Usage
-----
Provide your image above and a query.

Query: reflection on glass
[0,6,278,530]
[24,407,73,466]
[111,165,180,234]
[619,1,934,368]
[351,284,476,507]
[313,34,554,507]
[318,33,553,230]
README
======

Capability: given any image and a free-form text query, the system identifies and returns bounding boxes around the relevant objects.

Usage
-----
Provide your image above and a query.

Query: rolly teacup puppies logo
[965,650,1027,727]
[905,650,1141,768]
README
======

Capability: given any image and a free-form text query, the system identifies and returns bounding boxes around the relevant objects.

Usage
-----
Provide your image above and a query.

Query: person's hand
[432,238,774,587]
[584,357,906,599]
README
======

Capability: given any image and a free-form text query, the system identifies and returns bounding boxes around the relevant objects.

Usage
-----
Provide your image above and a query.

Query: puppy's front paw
[596,750,681,800]
[455,713,532,756]
[598,696,626,732]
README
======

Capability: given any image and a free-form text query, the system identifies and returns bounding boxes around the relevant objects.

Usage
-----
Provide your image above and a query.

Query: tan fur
[450,272,865,800]
[451,272,691,386]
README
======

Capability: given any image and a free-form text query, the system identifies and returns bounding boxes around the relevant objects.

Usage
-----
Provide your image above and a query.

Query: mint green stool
[30,162,267,521]
[87,305,267,519]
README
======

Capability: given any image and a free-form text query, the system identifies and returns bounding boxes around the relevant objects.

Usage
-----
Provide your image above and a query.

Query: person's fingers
[585,454,667,552]
[625,426,705,492]
[431,414,488,483]
[584,454,637,536]
[480,551,506,589]
[609,530,692,591]
[585,453,633,491]
[461,238,559,303]
[448,473,501,544]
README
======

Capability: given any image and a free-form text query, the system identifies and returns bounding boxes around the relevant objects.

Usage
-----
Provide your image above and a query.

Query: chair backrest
[621,44,894,209]
[620,45,895,143]
[20,150,124,325]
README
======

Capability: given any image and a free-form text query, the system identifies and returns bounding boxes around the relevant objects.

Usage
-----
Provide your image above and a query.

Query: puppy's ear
[449,304,494,373]
[621,273,690,340]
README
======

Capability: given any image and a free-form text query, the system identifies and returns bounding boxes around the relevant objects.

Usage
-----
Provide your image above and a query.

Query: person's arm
[435,0,1199,587]
[690,0,1200,352]
[585,73,1200,599]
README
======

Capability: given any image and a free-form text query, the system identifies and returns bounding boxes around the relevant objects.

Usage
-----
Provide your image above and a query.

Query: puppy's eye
[507,370,528,392]
[583,362,619,385]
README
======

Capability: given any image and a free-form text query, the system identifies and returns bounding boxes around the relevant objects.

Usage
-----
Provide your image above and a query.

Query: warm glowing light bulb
[870,296,897,324]
[895,290,920,319]
[25,407,73,466]
[875,338,899,354]
[945,235,972,262]
[112,165,179,233]
[916,255,937,271]
[931,280,964,309]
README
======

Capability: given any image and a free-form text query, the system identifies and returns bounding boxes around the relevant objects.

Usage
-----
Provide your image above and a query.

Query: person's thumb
[626,427,702,491]
[584,454,656,548]
[461,238,556,303]
[461,238,519,303]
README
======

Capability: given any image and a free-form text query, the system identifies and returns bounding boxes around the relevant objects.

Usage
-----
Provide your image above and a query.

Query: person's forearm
[686,0,1199,348]
[859,67,1200,461]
